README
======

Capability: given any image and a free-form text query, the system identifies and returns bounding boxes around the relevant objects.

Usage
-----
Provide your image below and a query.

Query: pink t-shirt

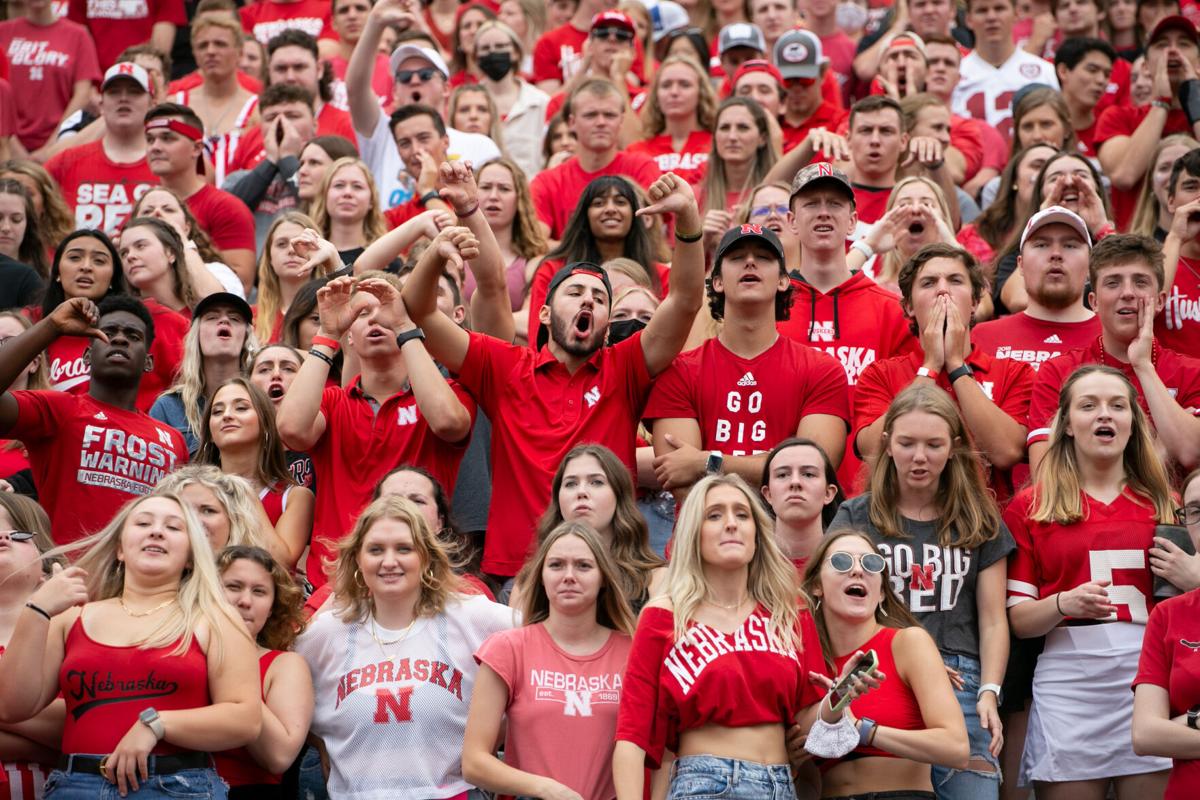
[475,623,632,800]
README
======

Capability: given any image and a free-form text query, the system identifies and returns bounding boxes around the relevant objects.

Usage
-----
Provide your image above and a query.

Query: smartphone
[1152,524,1195,598]
[829,649,878,713]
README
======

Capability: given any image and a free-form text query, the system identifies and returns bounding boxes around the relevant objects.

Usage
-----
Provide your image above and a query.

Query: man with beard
[402,172,705,583]
[0,294,187,543]
[974,206,1100,372]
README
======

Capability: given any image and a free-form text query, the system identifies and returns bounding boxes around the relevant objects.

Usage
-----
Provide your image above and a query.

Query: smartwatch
[1188,706,1200,730]
[419,189,442,205]
[705,451,724,475]
[948,364,974,384]
[857,717,877,747]
[139,707,165,740]
[395,327,427,349]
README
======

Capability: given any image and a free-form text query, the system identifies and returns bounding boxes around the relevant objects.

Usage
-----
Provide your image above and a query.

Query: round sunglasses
[827,551,886,574]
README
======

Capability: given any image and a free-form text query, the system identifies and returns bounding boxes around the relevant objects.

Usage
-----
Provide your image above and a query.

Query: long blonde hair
[55,493,250,658]
[307,158,388,248]
[879,176,954,284]
[1032,365,1175,524]
[155,466,272,551]
[703,97,777,214]
[254,212,330,343]
[641,55,717,140]
[162,312,257,441]
[1130,134,1200,237]
[665,474,801,649]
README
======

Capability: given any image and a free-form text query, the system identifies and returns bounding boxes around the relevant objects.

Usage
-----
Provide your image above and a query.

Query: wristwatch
[705,451,724,475]
[1188,706,1199,730]
[419,189,441,205]
[857,717,877,747]
[395,327,426,349]
[948,364,975,384]
[139,707,165,740]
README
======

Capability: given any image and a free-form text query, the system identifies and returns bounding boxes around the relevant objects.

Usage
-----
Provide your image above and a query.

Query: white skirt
[1020,622,1172,785]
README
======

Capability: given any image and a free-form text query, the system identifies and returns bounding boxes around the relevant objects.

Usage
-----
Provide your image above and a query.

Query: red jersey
[1132,590,1200,799]
[45,139,156,233]
[1159,255,1200,354]
[529,152,662,240]
[67,0,185,70]
[457,332,654,576]
[615,605,824,767]
[239,0,334,44]
[972,312,1101,372]
[626,131,711,185]
[1004,486,1159,624]
[13,390,186,542]
[779,271,917,492]
[186,183,256,254]
[0,18,101,151]
[851,183,891,226]
[644,335,849,455]
[60,616,209,754]
[781,101,849,155]
[531,23,645,85]
[304,376,475,587]
[168,69,262,95]
[1095,104,1191,231]
[214,650,284,787]
[1026,337,1200,445]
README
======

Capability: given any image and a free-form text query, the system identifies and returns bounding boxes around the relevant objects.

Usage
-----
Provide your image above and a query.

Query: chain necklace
[369,614,416,662]
[119,596,177,617]
[703,594,749,611]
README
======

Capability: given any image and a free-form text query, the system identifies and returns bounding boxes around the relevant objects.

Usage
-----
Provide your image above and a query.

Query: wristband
[420,189,441,205]
[977,683,1002,702]
[1055,591,1066,616]
[308,348,335,368]
[1151,99,1173,111]
[948,364,974,384]
[25,602,51,621]
[858,717,877,747]
[311,335,341,353]
[1093,222,1116,241]
[456,203,479,218]
[395,327,426,349]
[916,366,935,379]
[850,239,875,260]
[675,228,703,243]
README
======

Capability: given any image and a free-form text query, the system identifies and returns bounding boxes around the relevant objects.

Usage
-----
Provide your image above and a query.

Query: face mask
[836,1,868,32]
[478,51,514,81]
[607,317,647,345]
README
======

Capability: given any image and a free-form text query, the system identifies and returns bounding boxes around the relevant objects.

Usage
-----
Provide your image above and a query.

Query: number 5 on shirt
[1089,550,1149,623]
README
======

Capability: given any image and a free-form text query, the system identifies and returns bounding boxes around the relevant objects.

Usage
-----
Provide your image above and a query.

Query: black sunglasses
[827,551,886,574]
[396,67,439,85]
[591,27,634,42]
[2,531,36,543]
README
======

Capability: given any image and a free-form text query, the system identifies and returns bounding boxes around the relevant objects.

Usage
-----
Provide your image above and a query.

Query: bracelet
[1055,591,1065,616]
[419,189,441,205]
[1152,99,1172,111]
[310,335,341,353]
[25,602,51,621]
[307,348,335,368]
[675,228,703,243]
[456,203,479,218]
[977,683,1003,702]
[850,239,875,260]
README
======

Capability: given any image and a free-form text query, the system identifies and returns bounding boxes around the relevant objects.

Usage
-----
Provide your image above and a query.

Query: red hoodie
[778,270,917,493]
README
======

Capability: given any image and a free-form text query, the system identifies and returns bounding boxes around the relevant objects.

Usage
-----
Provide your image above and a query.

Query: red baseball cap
[591,10,636,33]
[732,59,784,88]
[1148,14,1200,46]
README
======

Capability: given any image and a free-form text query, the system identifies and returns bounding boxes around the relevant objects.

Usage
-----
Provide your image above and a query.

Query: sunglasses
[785,77,818,88]
[1176,504,1200,525]
[750,204,789,218]
[396,67,439,85]
[591,27,634,42]
[2,531,36,543]
[827,551,886,574]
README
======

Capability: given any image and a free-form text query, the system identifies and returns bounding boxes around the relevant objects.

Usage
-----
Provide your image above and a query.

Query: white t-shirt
[296,594,517,799]
[951,49,1059,141]
[358,114,502,210]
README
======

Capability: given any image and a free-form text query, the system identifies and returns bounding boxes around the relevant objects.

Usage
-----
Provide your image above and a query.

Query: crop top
[214,650,284,787]
[819,626,924,772]
[59,615,211,755]
[615,604,825,768]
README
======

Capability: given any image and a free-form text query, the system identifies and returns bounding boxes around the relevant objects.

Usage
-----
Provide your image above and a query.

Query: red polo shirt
[304,375,477,587]
[457,331,654,576]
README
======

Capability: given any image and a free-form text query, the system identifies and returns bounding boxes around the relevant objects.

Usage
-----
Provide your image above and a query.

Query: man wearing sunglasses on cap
[347,0,501,209]
[531,0,646,93]
[771,28,849,153]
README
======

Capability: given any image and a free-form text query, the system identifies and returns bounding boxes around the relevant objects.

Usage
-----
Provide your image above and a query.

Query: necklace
[369,614,416,662]
[119,596,177,617]
[703,594,748,611]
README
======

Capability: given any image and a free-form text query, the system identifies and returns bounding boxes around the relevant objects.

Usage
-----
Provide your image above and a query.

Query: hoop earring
[421,568,436,588]
[353,568,367,589]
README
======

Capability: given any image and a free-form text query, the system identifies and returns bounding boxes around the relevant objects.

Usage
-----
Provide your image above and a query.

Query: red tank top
[59,615,211,755]
[214,650,284,787]
[259,483,290,526]
[820,626,925,772]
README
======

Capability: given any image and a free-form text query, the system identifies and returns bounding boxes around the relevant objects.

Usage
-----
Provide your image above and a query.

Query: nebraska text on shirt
[6,39,70,67]
[86,0,149,19]
[654,152,708,172]
[78,424,181,493]
[49,353,89,392]
[814,341,877,385]
[994,346,1061,368]
[529,670,621,716]
[876,541,972,612]
[664,616,798,696]
[335,657,465,708]
[252,18,325,43]
[1164,287,1200,330]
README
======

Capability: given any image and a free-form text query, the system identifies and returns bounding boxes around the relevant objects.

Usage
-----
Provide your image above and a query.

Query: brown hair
[216,545,306,650]
[1088,232,1165,291]
[196,377,294,490]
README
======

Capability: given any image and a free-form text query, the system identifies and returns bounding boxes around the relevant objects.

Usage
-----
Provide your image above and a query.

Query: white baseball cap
[101,62,151,93]
[1020,206,1092,250]
[389,45,450,80]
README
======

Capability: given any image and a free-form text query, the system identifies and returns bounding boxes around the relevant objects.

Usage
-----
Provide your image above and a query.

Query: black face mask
[478,51,514,81]
[607,317,647,345]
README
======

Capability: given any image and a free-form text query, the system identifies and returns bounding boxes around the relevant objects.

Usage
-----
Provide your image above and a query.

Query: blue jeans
[638,493,675,558]
[931,654,1001,800]
[296,746,326,800]
[44,768,226,799]
[667,755,794,800]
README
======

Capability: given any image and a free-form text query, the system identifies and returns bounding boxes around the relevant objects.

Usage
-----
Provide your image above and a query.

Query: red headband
[145,117,204,142]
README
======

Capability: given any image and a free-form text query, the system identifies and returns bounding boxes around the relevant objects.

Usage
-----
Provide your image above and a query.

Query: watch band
[857,717,877,747]
[395,327,427,349]
[705,451,724,475]
[140,708,165,740]
[977,683,1002,702]
[1188,706,1200,730]
[419,189,441,205]
[948,364,974,384]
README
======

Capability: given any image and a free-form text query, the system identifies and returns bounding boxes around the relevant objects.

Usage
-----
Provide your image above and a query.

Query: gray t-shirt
[830,493,1015,660]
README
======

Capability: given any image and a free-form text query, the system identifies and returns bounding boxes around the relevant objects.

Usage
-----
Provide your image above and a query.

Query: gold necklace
[703,594,748,612]
[370,615,416,662]
[119,596,177,617]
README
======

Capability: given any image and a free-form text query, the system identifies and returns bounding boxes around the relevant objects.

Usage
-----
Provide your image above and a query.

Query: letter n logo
[740,224,763,235]
[909,564,935,592]
[563,690,593,717]
[373,686,413,723]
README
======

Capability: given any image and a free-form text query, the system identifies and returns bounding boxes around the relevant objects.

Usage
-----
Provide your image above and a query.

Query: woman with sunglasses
[830,384,1012,799]
[759,437,844,571]
[799,530,969,799]
[0,494,63,798]
[1005,365,1175,797]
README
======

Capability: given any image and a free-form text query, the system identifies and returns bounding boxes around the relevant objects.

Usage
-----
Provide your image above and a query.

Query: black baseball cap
[713,224,786,275]
[536,262,613,350]
[192,292,253,326]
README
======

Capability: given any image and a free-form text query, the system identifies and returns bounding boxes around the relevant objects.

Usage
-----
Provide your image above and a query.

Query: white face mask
[836,1,869,33]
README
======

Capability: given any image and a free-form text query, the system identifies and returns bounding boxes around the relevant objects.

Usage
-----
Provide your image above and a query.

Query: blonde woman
[0,492,261,798]
[449,85,508,155]
[157,465,277,555]
[306,157,389,268]
[699,98,778,253]
[295,496,515,800]
[630,55,718,185]
[848,176,958,295]
[1129,134,1200,240]
[613,474,826,800]
[253,213,335,344]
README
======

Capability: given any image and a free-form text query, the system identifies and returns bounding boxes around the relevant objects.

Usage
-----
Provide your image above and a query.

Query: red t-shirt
[0,79,13,140]
[1159,255,1200,355]
[531,23,645,85]
[626,131,711,186]
[239,0,335,44]
[1026,337,1200,445]
[186,183,256,254]
[972,312,1102,372]
[1004,486,1158,625]
[949,114,985,182]
[852,183,892,226]
[457,331,653,576]
[1095,104,1191,231]
[330,52,392,107]
[819,31,857,104]
[383,196,427,230]
[45,139,157,232]
[778,271,917,493]
[1132,590,1200,799]
[781,101,849,155]
[67,0,185,70]
[0,18,101,151]
[979,119,1009,173]
[168,69,262,95]
[615,605,824,767]
[13,390,187,542]
[529,151,662,240]
[644,335,849,455]
[303,375,476,588]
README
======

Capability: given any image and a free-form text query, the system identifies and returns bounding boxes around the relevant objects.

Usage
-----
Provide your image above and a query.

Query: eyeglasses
[1,531,36,543]
[827,551,886,574]
[591,27,634,42]
[396,67,439,85]
[750,204,789,219]
[1176,505,1200,525]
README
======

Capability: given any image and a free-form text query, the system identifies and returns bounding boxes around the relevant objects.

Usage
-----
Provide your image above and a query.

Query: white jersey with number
[296,594,518,799]
[951,49,1060,143]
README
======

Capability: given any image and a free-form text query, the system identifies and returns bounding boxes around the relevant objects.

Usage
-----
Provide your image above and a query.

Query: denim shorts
[931,653,1001,800]
[43,767,227,799]
[825,792,936,800]
[666,755,794,800]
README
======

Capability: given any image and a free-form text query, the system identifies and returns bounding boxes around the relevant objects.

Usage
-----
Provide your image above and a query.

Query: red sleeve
[68,0,86,25]
[445,378,478,445]
[850,359,899,456]
[1094,104,1138,149]
[949,116,984,182]
[1026,356,1068,444]
[1132,599,1172,691]
[529,169,557,236]
[531,32,561,84]
[155,0,187,25]
[474,629,519,696]
[642,356,695,422]
[614,608,672,768]
[994,359,1035,427]
[456,332,524,418]
[1002,489,1039,604]
[1175,359,1200,411]
[203,192,256,252]
[802,350,851,423]
[979,123,1008,172]
[44,150,69,190]
[11,390,74,441]
[229,126,265,173]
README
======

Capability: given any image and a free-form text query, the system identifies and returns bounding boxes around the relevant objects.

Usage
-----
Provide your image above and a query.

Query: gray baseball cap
[774,28,824,80]
[718,22,766,55]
